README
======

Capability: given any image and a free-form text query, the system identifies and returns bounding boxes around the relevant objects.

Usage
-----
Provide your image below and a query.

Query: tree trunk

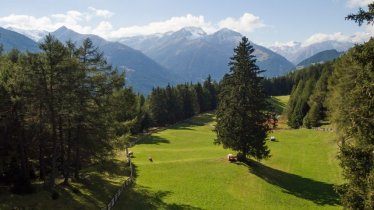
[74,145,81,180]
[47,84,58,189]
[19,125,30,184]
[38,102,46,181]
[58,115,66,185]
[63,119,72,185]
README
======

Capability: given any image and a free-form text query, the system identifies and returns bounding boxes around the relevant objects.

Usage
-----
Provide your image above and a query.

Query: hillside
[271,41,353,64]
[297,49,343,67]
[0,27,39,52]
[51,26,180,94]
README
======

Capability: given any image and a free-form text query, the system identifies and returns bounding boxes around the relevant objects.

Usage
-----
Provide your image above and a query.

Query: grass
[115,96,342,210]
[1,95,341,209]
[269,95,290,129]
[0,152,130,210]
[269,95,289,114]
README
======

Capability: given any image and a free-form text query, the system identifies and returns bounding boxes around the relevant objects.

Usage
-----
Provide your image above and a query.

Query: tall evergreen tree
[329,39,374,210]
[330,6,374,209]
[215,37,270,161]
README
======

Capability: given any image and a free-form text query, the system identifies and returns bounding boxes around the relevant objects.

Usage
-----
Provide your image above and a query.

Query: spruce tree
[215,37,270,161]
[329,39,374,210]
[329,6,374,209]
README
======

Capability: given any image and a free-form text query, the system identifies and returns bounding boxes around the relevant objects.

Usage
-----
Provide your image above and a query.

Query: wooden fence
[100,143,137,210]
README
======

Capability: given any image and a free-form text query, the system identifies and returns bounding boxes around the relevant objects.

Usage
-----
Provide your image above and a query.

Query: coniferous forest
[0,35,219,195]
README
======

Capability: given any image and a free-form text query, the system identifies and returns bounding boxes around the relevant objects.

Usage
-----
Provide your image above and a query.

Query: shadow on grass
[137,113,215,146]
[137,135,170,145]
[269,97,286,114]
[114,185,202,210]
[0,157,132,210]
[237,159,340,206]
[170,113,215,130]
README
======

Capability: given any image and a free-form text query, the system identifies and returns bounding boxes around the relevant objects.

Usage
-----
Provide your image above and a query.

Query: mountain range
[0,27,39,52]
[120,27,295,81]
[296,49,343,68]
[1,26,354,93]
[51,26,180,93]
[270,41,353,64]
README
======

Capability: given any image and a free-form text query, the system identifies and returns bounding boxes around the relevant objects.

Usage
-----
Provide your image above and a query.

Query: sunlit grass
[115,108,342,209]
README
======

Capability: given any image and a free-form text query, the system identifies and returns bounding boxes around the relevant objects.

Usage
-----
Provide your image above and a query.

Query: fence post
[101,136,139,210]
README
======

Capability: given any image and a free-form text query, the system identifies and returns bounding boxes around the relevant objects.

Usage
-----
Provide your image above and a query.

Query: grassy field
[0,152,130,210]
[115,96,342,210]
[269,95,289,114]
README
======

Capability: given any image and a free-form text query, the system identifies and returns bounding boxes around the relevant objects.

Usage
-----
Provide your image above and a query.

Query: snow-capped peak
[172,27,207,40]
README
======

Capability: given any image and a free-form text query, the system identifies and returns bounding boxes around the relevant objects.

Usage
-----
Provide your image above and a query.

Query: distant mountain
[271,40,353,64]
[0,27,39,52]
[7,27,48,42]
[297,49,343,68]
[121,27,295,82]
[52,26,180,94]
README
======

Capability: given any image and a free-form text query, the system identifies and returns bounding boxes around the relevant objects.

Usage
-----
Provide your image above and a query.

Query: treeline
[262,62,335,96]
[148,76,218,126]
[0,36,145,193]
[286,63,333,128]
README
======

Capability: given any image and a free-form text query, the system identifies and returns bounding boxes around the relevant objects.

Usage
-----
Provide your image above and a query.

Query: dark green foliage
[303,63,333,128]
[215,37,270,160]
[0,35,140,192]
[328,39,374,209]
[148,87,169,126]
[263,76,294,96]
[346,3,374,26]
[285,63,331,128]
[147,77,219,127]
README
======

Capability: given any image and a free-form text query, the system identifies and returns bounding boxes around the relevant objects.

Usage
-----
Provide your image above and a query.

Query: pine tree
[215,37,270,161]
[329,6,374,209]
[329,39,374,210]
[346,2,374,26]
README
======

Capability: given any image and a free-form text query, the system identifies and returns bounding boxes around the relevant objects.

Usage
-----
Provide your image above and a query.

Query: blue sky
[0,0,373,46]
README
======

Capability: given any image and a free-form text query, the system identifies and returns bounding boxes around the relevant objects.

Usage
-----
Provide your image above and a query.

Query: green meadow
[115,97,342,210]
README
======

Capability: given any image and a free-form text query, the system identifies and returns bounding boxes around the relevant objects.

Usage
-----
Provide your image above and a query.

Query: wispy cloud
[218,13,266,34]
[88,7,114,19]
[272,27,373,48]
[346,0,372,8]
[0,8,265,40]
[0,8,109,34]
[109,14,216,39]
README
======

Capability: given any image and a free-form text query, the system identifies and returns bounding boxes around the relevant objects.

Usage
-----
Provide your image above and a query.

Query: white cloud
[303,30,372,46]
[107,12,265,39]
[347,0,372,8]
[218,13,266,34]
[0,7,116,36]
[0,14,53,30]
[272,28,373,49]
[108,14,216,39]
[303,32,351,46]
[0,9,265,40]
[272,41,301,48]
[88,7,114,19]
[92,21,113,37]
